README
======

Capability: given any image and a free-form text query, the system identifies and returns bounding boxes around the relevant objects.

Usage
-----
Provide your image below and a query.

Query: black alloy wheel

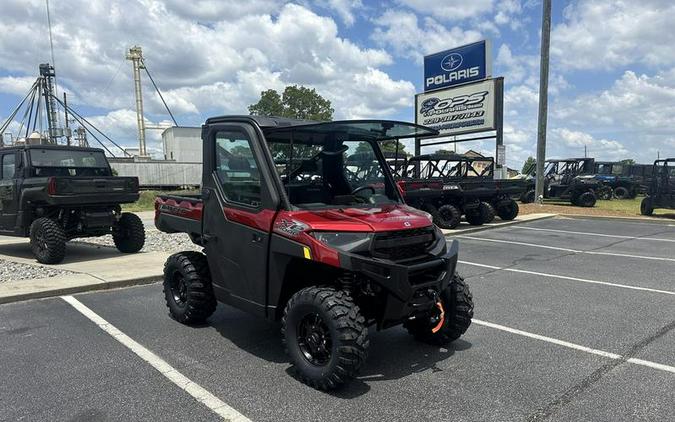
[297,313,333,366]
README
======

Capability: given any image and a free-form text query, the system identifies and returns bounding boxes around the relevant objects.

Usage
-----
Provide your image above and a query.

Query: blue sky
[1,0,674,168]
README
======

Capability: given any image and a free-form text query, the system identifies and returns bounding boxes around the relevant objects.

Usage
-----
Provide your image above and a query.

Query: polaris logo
[426,67,480,89]
[441,53,463,71]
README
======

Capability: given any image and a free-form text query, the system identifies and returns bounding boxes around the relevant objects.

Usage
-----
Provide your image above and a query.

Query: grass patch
[122,190,160,212]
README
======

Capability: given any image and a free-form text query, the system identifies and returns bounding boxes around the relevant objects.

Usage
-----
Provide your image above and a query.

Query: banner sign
[415,79,497,137]
[424,40,491,92]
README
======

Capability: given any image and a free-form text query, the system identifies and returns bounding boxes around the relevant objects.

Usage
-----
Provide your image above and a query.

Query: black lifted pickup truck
[0,145,145,264]
[155,116,474,390]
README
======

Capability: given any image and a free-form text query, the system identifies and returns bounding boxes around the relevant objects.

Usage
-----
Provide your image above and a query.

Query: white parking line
[473,319,675,374]
[459,260,675,296]
[458,236,675,262]
[512,226,675,243]
[61,296,251,422]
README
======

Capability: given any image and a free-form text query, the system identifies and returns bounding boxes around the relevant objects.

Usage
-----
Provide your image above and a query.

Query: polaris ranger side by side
[0,145,145,264]
[640,158,675,215]
[521,158,605,207]
[155,117,474,390]
[593,161,640,199]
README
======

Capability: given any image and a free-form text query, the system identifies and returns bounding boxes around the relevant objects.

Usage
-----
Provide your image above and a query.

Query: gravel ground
[0,258,75,283]
[76,229,201,253]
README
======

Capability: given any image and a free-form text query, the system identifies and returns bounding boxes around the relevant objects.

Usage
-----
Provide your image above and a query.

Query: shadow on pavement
[206,306,472,398]
[0,241,123,265]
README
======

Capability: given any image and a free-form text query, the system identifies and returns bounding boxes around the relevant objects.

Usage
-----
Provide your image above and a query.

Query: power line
[141,58,178,126]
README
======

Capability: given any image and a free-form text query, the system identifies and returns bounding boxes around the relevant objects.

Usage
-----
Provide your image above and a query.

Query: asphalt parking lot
[1,216,673,421]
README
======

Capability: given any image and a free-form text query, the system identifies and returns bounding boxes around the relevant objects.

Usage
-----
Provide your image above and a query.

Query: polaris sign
[424,40,492,92]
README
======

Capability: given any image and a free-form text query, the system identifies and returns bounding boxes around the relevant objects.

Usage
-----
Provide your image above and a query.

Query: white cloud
[552,0,675,70]
[0,0,411,149]
[395,0,494,21]
[549,128,629,160]
[372,10,482,62]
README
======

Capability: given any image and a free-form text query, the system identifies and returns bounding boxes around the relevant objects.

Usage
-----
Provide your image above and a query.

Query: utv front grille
[371,227,435,261]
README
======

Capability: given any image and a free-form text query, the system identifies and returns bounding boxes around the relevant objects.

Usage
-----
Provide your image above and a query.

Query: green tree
[522,156,536,174]
[435,148,455,155]
[620,158,636,165]
[248,85,334,121]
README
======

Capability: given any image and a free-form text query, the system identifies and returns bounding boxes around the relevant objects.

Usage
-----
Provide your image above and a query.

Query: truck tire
[521,190,535,203]
[282,287,368,390]
[163,251,217,324]
[464,207,484,225]
[113,212,145,253]
[481,202,496,223]
[613,186,630,199]
[640,197,654,216]
[29,218,66,264]
[404,273,473,345]
[577,191,596,207]
[436,204,461,229]
[497,199,519,220]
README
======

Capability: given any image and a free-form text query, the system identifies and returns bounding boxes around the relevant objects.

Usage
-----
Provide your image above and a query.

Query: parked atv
[521,158,605,207]
[155,117,474,390]
[0,144,144,264]
[640,158,675,215]
[592,161,640,199]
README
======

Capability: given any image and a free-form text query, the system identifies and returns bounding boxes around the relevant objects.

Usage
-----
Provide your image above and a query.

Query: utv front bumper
[338,239,459,329]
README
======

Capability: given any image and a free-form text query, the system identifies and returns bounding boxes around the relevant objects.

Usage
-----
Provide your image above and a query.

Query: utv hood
[287,204,433,232]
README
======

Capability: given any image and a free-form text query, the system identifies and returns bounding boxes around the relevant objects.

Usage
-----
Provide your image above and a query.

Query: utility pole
[126,46,146,157]
[584,145,587,158]
[535,0,552,204]
[63,92,72,146]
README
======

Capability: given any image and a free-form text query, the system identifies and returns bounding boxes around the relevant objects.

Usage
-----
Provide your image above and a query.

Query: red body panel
[223,208,276,232]
[155,197,203,222]
[275,204,431,233]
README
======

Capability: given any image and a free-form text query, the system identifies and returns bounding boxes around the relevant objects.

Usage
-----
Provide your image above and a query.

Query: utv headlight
[443,184,460,190]
[310,232,372,252]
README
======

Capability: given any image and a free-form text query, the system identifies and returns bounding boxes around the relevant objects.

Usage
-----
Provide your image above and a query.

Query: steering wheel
[352,185,376,196]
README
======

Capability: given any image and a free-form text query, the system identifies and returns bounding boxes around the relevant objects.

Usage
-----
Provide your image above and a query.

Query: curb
[442,213,557,237]
[0,274,162,305]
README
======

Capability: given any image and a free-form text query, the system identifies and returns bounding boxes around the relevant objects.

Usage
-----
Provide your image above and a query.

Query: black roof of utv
[204,116,439,142]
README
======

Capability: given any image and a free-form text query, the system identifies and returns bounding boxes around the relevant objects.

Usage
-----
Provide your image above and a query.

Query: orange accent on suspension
[431,301,445,333]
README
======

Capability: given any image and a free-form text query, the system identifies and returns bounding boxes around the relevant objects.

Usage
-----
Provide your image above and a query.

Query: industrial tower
[126,46,147,156]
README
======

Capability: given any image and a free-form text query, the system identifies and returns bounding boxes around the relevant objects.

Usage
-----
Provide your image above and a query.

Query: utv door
[0,153,18,232]
[201,123,279,316]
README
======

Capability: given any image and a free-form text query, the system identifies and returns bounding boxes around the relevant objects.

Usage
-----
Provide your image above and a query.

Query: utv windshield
[265,120,437,209]
[29,149,112,177]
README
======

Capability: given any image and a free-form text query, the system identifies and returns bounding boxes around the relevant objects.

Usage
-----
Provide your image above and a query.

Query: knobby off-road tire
[577,191,597,207]
[436,204,461,229]
[405,273,474,345]
[113,212,145,253]
[163,251,217,325]
[29,218,66,264]
[641,197,654,216]
[521,190,535,203]
[480,202,496,223]
[497,199,519,220]
[282,287,369,390]
[613,186,630,200]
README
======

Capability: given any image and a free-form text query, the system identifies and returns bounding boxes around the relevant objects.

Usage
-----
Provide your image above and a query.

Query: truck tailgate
[52,176,138,194]
[154,195,203,238]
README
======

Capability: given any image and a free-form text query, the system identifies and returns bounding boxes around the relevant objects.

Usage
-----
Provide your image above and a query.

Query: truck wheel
[640,197,654,216]
[481,202,496,223]
[163,251,217,324]
[577,191,596,207]
[464,208,484,226]
[113,212,145,253]
[436,204,461,229]
[614,186,630,199]
[497,199,519,220]
[29,218,66,264]
[404,273,473,345]
[521,190,535,203]
[282,287,368,390]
